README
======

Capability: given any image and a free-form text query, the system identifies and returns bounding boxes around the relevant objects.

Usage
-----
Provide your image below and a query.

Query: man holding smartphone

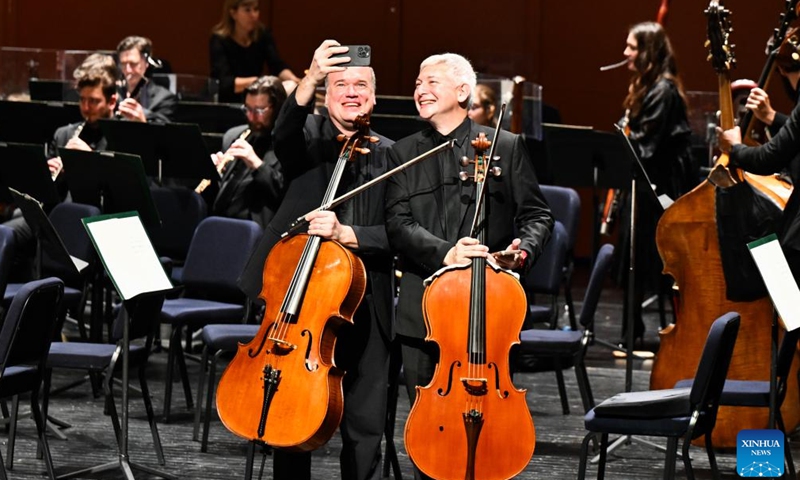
[238,39,393,480]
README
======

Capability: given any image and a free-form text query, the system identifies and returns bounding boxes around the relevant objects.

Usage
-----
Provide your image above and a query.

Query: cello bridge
[266,337,297,354]
[460,377,488,396]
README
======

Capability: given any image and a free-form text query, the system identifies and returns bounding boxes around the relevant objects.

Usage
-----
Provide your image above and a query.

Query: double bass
[215,115,376,450]
[652,0,800,447]
[404,129,535,480]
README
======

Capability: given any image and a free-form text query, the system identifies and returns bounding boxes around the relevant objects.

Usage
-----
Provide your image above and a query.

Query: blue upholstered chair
[516,243,615,415]
[158,217,262,421]
[192,324,260,452]
[524,221,569,329]
[43,292,168,468]
[3,203,100,340]
[0,277,63,479]
[149,187,207,285]
[578,312,741,480]
[674,326,800,478]
[0,226,15,310]
[539,184,581,329]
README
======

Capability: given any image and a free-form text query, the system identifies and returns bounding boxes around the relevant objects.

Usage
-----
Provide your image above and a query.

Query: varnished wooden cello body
[404,132,535,480]
[652,1,800,447]
[215,116,375,450]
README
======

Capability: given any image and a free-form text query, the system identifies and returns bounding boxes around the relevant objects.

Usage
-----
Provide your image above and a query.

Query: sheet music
[748,234,800,331]
[84,214,172,300]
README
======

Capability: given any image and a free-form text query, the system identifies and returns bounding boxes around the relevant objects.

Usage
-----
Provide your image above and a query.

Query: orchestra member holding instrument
[3,54,118,281]
[116,36,176,123]
[718,47,800,281]
[237,39,393,480]
[210,75,287,227]
[383,53,552,479]
[210,0,300,103]
[615,21,693,346]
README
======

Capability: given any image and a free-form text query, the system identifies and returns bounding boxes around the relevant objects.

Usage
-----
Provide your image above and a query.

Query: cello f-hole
[301,329,318,372]
[488,362,510,398]
[437,360,461,396]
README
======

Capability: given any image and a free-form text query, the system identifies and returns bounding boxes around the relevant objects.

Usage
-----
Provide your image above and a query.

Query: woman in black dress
[210,0,300,103]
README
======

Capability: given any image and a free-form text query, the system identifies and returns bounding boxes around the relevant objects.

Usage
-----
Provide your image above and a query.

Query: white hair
[420,53,477,107]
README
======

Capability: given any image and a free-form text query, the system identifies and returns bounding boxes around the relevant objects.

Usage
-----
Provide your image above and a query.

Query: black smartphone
[331,45,371,66]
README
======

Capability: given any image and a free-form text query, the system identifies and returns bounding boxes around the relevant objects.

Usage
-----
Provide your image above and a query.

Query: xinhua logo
[737,429,784,477]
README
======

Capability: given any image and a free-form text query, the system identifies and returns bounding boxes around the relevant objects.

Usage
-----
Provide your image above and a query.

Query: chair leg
[664,436,678,480]
[563,263,578,330]
[193,345,210,443]
[244,441,256,480]
[0,443,8,480]
[704,433,719,480]
[0,400,9,433]
[574,361,595,413]
[31,389,56,480]
[139,365,166,465]
[163,325,180,421]
[174,336,194,411]
[597,433,608,480]
[553,358,570,414]
[201,350,221,453]
[578,432,597,480]
[6,395,18,470]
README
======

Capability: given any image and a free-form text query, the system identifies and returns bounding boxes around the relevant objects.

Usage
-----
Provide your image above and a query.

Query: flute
[195,128,251,193]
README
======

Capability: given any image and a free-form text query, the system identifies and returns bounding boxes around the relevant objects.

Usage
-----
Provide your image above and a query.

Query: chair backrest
[577,244,615,330]
[689,312,740,429]
[44,202,101,285]
[181,217,262,303]
[0,225,15,301]
[525,221,568,295]
[0,277,63,369]
[539,185,580,252]
[149,187,208,261]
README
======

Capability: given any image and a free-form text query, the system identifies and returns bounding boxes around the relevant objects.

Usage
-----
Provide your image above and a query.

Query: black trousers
[273,295,390,480]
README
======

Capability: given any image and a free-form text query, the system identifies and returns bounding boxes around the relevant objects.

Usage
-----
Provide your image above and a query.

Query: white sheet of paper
[85,215,172,301]
[69,255,89,273]
[749,236,800,331]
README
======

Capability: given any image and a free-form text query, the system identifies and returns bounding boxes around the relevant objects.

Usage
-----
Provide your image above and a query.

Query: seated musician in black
[4,53,118,281]
[237,40,394,480]
[718,45,800,281]
[210,75,287,227]
[116,36,177,123]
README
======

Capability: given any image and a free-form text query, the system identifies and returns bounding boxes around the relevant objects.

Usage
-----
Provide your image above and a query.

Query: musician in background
[210,0,300,103]
[3,54,118,281]
[237,40,393,480]
[116,36,176,123]
[210,76,287,227]
[615,21,693,346]
[467,83,498,127]
[384,53,552,478]
[718,45,800,281]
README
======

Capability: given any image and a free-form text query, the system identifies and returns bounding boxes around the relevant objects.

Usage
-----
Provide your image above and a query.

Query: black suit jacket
[139,82,177,124]
[385,118,553,338]
[238,92,395,339]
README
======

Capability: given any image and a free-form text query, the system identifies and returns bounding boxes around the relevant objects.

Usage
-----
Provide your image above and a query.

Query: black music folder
[0,142,61,208]
[98,120,218,183]
[543,124,629,190]
[60,149,161,230]
[0,100,82,145]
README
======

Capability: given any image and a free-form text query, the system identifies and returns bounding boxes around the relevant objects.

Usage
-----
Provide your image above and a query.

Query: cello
[404,129,535,480]
[651,0,800,447]
[215,115,376,450]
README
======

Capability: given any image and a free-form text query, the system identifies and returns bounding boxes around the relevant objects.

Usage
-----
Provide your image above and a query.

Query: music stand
[0,100,81,145]
[0,142,61,210]
[66,212,177,480]
[60,149,160,344]
[159,123,218,182]
[97,119,161,178]
[591,126,669,464]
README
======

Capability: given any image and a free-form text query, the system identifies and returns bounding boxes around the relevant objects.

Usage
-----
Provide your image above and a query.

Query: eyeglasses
[240,105,270,115]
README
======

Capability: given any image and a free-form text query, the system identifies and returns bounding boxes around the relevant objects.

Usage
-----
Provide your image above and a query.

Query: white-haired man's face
[414,64,469,123]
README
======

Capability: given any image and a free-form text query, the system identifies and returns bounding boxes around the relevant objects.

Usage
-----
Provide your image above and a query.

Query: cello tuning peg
[492,156,500,162]
[704,39,711,48]
[460,156,472,167]
[489,166,502,177]
[357,147,371,155]
[458,171,472,182]
[336,134,346,142]
[368,135,380,143]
